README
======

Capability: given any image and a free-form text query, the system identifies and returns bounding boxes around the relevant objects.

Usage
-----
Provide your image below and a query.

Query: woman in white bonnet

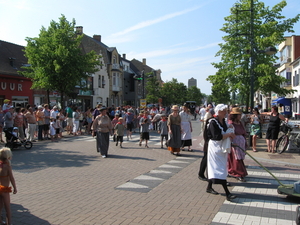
[206,104,237,201]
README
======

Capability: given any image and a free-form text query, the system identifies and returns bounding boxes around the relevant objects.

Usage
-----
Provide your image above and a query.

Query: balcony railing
[112,64,120,70]
[112,86,120,92]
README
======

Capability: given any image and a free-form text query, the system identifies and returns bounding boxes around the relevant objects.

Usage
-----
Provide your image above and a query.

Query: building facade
[188,77,197,88]
[275,35,300,117]
[0,40,34,107]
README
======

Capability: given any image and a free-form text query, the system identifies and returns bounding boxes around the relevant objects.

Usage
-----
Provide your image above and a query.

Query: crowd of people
[197,103,289,201]
[91,104,194,158]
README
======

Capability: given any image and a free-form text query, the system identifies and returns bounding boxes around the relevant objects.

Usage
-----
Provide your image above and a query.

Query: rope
[232,144,288,187]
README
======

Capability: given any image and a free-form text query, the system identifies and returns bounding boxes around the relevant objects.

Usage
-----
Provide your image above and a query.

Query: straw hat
[3,99,10,103]
[230,107,242,114]
[171,105,179,111]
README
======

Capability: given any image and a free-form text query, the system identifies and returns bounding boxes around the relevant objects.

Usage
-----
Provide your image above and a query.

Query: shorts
[126,122,133,131]
[67,117,73,127]
[116,136,123,142]
[0,185,12,193]
[140,132,149,140]
[266,127,280,140]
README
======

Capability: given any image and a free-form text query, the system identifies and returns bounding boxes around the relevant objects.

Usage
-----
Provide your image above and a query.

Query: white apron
[207,139,228,180]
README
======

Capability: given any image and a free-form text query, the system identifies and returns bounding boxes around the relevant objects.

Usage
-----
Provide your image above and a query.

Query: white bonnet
[214,104,228,116]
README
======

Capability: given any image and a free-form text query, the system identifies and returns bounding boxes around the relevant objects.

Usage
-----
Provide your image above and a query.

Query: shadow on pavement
[11,146,98,173]
[106,154,156,161]
[11,203,51,225]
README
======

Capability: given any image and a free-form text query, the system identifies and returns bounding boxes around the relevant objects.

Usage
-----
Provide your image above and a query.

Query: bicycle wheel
[24,141,33,149]
[276,135,289,154]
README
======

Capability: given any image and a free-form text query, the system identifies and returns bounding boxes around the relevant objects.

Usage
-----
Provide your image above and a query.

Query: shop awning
[271,97,290,106]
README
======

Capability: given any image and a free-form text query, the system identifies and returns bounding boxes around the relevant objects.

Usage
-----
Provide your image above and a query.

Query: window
[113,73,116,86]
[98,76,101,88]
[102,76,105,88]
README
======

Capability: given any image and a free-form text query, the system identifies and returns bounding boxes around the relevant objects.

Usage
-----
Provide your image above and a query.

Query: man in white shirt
[199,105,206,132]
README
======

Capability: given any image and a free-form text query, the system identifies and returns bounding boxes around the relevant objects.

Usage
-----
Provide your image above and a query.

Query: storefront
[0,75,33,107]
[271,97,292,116]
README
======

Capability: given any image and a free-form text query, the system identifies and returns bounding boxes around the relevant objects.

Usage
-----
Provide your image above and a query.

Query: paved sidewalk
[2,120,300,224]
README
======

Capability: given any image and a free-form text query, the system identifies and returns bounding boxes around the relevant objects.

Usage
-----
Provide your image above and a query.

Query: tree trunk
[60,91,64,109]
[47,90,50,105]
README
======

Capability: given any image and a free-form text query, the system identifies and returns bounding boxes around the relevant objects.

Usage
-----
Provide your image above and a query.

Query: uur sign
[1,82,23,91]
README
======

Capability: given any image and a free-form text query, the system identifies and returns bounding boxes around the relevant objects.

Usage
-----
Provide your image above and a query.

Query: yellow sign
[140,99,146,108]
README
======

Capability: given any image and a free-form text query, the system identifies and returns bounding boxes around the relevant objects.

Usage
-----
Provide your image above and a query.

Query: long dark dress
[167,114,181,153]
[228,123,248,178]
[92,115,112,156]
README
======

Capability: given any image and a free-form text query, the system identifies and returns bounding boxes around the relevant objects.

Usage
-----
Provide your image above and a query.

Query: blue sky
[1,0,299,95]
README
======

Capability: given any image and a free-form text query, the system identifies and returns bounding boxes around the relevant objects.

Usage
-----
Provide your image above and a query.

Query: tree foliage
[145,72,161,104]
[207,0,300,108]
[22,15,100,107]
[160,78,188,106]
[186,86,203,105]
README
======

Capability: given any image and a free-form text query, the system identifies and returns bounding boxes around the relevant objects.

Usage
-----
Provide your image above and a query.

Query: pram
[4,127,32,150]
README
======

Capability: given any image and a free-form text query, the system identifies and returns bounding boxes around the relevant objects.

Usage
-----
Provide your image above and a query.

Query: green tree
[160,78,187,106]
[22,15,100,107]
[145,72,161,104]
[207,0,299,108]
[186,86,204,105]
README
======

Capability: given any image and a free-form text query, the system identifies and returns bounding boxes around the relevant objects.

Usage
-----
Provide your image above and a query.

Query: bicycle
[276,122,300,154]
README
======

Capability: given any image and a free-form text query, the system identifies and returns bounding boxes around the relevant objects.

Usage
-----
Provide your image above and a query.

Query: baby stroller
[4,127,32,150]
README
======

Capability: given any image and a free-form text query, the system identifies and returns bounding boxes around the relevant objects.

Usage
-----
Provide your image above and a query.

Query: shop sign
[1,82,23,91]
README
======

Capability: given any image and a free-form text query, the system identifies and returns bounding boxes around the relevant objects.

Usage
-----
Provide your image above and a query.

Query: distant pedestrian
[0,147,17,225]
[114,117,125,148]
[139,111,151,148]
[111,114,120,142]
[167,105,182,156]
[92,107,113,158]
[124,109,134,140]
[180,104,193,151]
[157,114,168,148]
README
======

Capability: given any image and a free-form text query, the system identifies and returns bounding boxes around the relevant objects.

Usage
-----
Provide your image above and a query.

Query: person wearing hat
[92,107,113,158]
[2,99,12,115]
[206,104,237,201]
[227,107,248,182]
[167,105,182,156]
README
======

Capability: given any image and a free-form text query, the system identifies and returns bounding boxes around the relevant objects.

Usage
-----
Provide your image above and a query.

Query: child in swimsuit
[0,147,17,225]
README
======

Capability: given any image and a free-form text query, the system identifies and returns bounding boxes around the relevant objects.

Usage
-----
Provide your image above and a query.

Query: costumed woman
[167,105,182,156]
[206,104,237,201]
[250,107,262,152]
[180,104,193,151]
[92,107,113,158]
[227,107,248,182]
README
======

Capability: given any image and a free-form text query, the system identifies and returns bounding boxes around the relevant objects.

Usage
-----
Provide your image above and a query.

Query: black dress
[266,113,281,140]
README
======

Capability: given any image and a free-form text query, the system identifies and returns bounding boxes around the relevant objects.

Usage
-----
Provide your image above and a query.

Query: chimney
[93,35,101,42]
[76,26,83,34]
[142,58,146,65]
[123,54,126,59]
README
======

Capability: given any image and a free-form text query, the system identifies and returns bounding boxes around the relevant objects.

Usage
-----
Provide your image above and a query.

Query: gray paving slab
[1,119,299,224]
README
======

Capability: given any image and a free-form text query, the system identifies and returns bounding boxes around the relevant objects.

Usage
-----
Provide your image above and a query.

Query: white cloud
[108,5,203,39]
